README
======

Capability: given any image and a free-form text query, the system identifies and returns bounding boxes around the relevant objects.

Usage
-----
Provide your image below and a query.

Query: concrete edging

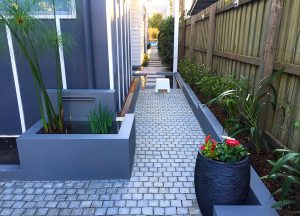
[175,72,226,143]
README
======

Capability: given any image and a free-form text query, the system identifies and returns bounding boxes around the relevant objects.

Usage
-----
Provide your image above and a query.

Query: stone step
[149,62,162,64]
[148,62,163,65]
[147,75,165,78]
[146,79,157,82]
[149,63,162,65]
[149,60,161,63]
[144,86,155,89]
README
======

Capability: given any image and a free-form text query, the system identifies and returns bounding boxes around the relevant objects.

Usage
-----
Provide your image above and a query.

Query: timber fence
[179,0,300,151]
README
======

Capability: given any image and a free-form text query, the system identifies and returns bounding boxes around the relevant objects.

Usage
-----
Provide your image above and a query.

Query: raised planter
[175,72,279,216]
[0,89,137,180]
[195,152,250,216]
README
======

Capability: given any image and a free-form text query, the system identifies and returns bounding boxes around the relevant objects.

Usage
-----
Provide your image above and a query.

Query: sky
[143,0,171,18]
[142,0,194,18]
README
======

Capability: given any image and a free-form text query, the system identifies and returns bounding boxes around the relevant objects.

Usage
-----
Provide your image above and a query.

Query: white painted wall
[130,0,146,67]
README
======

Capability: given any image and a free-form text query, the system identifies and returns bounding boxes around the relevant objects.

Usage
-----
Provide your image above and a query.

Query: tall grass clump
[88,104,113,134]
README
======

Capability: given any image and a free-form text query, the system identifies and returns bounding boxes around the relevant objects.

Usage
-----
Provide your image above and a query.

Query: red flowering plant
[200,135,249,163]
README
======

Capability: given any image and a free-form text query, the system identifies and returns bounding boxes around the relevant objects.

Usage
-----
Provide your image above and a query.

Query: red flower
[200,145,205,151]
[211,143,217,151]
[226,139,240,147]
[212,139,217,145]
[205,135,211,143]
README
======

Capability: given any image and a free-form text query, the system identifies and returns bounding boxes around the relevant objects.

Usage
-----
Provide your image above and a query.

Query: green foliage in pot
[157,16,174,69]
[0,0,72,134]
[264,149,300,209]
[88,104,113,134]
[200,135,248,163]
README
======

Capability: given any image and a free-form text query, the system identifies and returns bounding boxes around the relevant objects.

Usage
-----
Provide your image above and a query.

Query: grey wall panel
[118,1,125,106]
[90,0,110,89]
[60,1,88,89]
[0,25,22,135]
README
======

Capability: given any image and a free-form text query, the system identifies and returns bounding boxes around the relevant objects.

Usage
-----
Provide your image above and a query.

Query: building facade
[130,0,147,69]
[0,0,132,135]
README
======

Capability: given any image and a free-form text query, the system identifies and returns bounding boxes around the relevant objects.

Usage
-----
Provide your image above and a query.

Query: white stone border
[106,0,115,90]
[6,26,26,133]
[115,0,122,111]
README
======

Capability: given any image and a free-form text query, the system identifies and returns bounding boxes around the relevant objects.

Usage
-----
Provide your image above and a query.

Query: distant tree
[148,27,159,40]
[148,13,163,29]
[158,16,174,69]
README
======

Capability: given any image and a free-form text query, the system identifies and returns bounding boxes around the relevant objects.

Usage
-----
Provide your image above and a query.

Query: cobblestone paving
[0,89,204,215]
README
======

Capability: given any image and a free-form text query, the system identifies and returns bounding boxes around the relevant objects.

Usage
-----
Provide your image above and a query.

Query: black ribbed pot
[194,152,250,216]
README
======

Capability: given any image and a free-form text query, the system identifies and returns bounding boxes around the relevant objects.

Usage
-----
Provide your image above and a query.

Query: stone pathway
[143,46,171,89]
[147,47,164,68]
[0,89,204,215]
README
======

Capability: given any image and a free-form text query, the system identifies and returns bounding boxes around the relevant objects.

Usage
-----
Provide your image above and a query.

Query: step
[148,62,163,64]
[147,76,165,78]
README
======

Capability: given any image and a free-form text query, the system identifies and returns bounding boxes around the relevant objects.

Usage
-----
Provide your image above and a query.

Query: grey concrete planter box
[14,114,135,180]
[0,90,136,180]
[175,72,278,216]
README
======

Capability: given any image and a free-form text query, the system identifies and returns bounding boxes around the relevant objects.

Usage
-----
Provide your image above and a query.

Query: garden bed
[0,138,19,164]
[249,149,300,216]
[195,83,298,215]
[176,72,298,216]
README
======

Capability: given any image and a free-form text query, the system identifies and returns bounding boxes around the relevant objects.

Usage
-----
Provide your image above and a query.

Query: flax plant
[0,0,71,133]
[88,104,113,134]
[208,69,283,154]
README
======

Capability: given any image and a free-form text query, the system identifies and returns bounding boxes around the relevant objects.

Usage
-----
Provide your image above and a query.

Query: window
[0,0,76,19]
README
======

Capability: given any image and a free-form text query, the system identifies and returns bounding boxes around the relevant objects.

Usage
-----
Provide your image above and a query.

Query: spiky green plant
[207,69,283,154]
[264,149,300,209]
[88,104,113,134]
[0,0,72,133]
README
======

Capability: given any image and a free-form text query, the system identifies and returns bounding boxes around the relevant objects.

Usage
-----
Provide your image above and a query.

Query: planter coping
[213,206,279,216]
[47,89,115,94]
[18,113,134,140]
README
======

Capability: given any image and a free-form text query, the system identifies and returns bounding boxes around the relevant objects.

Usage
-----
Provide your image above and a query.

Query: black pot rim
[197,151,249,166]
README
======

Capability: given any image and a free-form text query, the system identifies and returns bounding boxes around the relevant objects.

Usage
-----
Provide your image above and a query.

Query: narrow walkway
[147,47,164,67]
[143,46,171,89]
[134,89,204,215]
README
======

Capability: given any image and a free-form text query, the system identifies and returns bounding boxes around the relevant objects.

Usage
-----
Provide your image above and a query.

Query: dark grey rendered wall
[0,24,22,134]
[0,0,132,135]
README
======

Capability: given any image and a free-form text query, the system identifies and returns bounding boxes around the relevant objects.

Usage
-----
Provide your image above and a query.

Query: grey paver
[95,208,106,215]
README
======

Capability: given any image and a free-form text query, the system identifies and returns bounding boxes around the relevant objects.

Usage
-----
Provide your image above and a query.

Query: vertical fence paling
[179,0,300,151]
